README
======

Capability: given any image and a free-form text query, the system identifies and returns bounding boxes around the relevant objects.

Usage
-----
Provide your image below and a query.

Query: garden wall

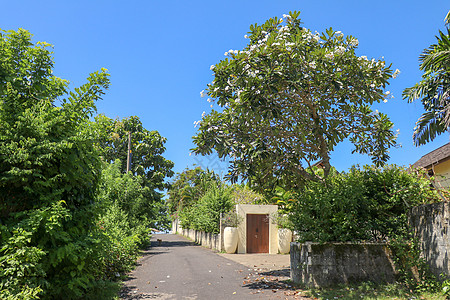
[290,242,397,287]
[409,201,450,278]
[172,219,222,252]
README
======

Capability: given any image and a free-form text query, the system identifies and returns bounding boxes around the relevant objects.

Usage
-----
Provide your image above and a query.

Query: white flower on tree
[193,11,397,188]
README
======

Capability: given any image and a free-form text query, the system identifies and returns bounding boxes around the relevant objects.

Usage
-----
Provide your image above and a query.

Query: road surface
[120,234,307,299]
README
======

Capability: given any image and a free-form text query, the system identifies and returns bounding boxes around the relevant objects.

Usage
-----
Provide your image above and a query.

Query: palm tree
[403,10,450,146]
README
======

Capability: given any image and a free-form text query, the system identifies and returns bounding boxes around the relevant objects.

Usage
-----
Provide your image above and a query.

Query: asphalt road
[121,234,293,299]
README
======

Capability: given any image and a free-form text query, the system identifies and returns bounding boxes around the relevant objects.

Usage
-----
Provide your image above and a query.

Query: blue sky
[2,1,450,179]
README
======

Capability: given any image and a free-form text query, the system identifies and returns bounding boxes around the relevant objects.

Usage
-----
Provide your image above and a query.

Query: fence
[172,219,224,252]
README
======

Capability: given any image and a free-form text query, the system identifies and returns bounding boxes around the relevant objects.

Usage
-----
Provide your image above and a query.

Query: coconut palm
[403,10,450,146]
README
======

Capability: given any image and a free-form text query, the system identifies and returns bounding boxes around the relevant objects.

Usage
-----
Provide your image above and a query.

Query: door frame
[235,204,278,254]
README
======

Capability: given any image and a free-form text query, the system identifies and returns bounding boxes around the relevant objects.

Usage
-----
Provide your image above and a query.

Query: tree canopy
[403,10,450,146]
[192,12,398,191]
[167,167,220,214]
[0,28,110,217]
[93,114,174,190]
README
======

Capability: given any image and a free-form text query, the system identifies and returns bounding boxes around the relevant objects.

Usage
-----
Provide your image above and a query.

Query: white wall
[236,204,278,254]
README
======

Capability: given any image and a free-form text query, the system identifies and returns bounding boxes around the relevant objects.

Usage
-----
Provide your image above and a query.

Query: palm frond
[406,11,450,146]
[413,110,448,146]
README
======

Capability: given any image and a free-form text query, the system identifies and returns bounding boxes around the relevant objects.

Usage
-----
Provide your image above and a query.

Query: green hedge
[290,165,440,243]
[179,184,233,234]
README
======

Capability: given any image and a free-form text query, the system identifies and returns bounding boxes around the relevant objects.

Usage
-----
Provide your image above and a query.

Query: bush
[180,184,233,233]
[222,210,243,227]
[232,184,264,204]
[167,167,221,214]
[0,28,117,300]
[97,160,155,229]
[93,161,155,281]
[290,165,440,243]
[0,29,171,299]
[94,203,144,280]
[0,201,104,299]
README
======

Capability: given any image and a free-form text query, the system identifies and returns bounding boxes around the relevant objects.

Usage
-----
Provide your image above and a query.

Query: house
[413,142,450,189]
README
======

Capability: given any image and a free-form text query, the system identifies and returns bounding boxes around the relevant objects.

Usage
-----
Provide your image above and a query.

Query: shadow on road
[134,237,195,263]
[259,268,290,277]
[242,268,296,294]
[120,286,170,299]
[150,239,194,248]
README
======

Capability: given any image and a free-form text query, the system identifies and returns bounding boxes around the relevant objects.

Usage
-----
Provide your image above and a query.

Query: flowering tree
[192,11,399,190]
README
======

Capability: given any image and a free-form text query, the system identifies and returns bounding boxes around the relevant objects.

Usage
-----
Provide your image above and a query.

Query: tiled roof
[413,142,450,169]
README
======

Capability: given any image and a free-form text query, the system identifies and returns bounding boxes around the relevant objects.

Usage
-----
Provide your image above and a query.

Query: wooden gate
[246,214,269,253]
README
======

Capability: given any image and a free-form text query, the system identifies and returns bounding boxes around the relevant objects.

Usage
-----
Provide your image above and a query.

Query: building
[413,142,450,189]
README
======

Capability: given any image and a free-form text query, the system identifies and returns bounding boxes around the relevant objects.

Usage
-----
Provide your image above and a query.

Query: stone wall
[290,242,397,287]
[409,201,450,278]
[172,219,222,252]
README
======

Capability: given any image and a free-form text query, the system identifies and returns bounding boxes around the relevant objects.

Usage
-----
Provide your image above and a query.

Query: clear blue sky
[3,1,449,179]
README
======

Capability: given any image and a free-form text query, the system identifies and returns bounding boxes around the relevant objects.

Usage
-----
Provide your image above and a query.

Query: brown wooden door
[246,214,269,253]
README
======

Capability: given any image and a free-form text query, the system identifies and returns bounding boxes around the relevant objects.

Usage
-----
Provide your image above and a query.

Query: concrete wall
[171,218,181,234]
[290,242,397,287]
[409,202,450,278]
[172,219,222,252]
[236,204,278,254]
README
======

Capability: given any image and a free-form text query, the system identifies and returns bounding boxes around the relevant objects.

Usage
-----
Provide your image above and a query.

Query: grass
[301,282,446,300]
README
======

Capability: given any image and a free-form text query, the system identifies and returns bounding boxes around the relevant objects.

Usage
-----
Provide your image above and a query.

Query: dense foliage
[98,160,171,230]
[403,11,450,145]
[0,29,173,300]
[0,29,107,218]
[167,167,220,214]
[170,168,265,233]
[94,161,154,282]
[179,183,234,233]
[0,28,110,299]
[232,184,264,205]
[290,165,440,243]
[193,11,398,192]
[93,114,174,189]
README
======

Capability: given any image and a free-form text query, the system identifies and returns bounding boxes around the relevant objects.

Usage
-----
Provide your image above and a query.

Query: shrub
[0,201,104,299]
[180,184,233,233]
[290,165,440,243]
[232,184,264,204]
[167,167,221,214]
[0,28,171,299]
[97,160,155,229]
[0,28,111,299]
[93,161,155,281]
[94,203,140,280]
[222,210,243,227]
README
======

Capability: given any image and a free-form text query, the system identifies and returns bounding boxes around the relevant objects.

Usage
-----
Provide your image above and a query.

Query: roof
[413,142,450,169]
